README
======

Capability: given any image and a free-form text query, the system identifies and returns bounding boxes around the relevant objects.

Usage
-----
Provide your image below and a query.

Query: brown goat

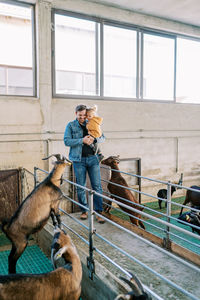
[1,154,71,274]
[180,185,200,215]
[101,156,145,229]
[0,227,82,300]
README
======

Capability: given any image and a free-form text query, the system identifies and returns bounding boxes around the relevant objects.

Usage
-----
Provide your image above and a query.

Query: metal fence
[25,166,200,300]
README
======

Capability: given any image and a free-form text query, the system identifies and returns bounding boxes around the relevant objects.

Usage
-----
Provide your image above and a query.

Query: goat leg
[50,211,58,227]
[9,241,27,274]
[179,199,186,216]
[56,213,62,229]
[158,199,162,209]
[104,197,113,213]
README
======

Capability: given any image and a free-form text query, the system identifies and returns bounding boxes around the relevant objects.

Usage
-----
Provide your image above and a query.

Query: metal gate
[0,169,21,222]
[71,157,141,212]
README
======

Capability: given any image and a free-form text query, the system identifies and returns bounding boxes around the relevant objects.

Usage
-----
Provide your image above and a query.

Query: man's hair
[75,104,87,113]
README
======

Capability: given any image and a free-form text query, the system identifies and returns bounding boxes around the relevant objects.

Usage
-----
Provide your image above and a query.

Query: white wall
[1,0,200,201]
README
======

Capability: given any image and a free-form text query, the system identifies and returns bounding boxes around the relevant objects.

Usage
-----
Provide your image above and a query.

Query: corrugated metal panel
[0,169,20,221]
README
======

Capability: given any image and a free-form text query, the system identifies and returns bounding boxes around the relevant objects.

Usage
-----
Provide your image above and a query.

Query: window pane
[143,34,174,100]
[176,38,200,104]
[54,14,98,96]
[0,2,34,96]
[104,25,137,98]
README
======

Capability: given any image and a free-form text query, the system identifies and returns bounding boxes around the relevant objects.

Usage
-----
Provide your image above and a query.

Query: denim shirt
[64,119,105,162]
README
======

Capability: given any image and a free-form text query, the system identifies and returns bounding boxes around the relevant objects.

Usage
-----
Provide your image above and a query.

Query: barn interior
[0,0,200,299]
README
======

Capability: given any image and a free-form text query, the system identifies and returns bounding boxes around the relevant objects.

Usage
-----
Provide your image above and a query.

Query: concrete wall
[1,0,200,201]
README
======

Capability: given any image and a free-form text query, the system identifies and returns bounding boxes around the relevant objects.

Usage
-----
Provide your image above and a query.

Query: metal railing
[30,166,200,300]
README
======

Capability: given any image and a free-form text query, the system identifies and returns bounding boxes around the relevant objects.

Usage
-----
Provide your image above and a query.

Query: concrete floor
[59,212,200,300]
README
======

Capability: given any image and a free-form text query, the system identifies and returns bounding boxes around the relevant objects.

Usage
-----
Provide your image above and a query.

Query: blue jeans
[73,155,103,213]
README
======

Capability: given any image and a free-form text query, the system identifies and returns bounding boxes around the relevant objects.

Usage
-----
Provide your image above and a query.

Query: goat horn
[42,154,62,161]
[119,273,145,296]
[42,154,71,164]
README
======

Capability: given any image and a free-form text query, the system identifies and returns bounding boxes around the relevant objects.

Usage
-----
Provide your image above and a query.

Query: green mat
[145,213,200,255]
[0,245,53,275]
[111,201,200,255]
[0,231,11,247]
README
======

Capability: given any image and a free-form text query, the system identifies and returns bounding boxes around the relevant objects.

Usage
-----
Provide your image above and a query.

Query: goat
[101,156,145,229]
[157,173,183,209]
[115,273,152,300]
[178,210,200,235]
[157,186,176,209]
[0,227,82,300]
[179,185,200,215]
[1,154,71,274]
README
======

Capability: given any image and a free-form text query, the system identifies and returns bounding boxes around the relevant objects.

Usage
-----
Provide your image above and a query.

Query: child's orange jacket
[86,116,103,138]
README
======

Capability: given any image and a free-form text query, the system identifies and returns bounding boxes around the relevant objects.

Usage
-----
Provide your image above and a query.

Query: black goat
[178,210,200,235]
[0,227,82,300]
[157,186,176,209]
[1,154,71,274]
[157,173,183,209]
[179,185,200,215]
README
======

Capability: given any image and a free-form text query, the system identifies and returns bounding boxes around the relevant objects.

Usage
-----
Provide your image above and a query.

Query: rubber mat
[0,245,53,275]
[0,231,11,247]
[0,245,84,299]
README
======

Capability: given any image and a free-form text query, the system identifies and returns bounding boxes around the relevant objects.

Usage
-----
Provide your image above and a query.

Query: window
[143,33,175,100]
[52,11,200,104]
[54,14,99,96]
[0,1,35,96]
[104,25,137,98]
[176,37,200,104]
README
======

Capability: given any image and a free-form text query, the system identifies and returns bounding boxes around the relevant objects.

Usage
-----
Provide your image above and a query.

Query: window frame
[52,9,200,104]
[0,0,37,97]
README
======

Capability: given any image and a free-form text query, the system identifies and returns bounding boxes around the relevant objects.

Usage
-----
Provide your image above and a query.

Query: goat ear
[54,246,68,261]
[51,246,68,269]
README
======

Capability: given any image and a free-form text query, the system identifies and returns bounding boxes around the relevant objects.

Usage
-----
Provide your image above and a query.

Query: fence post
[34,167,38,188]
[20,168,25,203]
[87,190,95,280]
[164,181,172,250]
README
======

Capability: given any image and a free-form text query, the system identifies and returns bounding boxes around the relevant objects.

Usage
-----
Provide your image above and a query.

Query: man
[64,104,105,224]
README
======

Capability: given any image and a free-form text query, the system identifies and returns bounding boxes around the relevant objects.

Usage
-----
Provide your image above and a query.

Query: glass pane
[143,34,174,100]
[176,38,200,104]
[0,2,34,96]
[104,25,137,98]
[55,14,98,96]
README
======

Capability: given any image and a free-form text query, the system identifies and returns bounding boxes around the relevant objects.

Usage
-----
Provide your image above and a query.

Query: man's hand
[83,135,94,145]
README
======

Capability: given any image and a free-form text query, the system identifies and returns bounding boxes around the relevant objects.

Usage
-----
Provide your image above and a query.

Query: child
[86,105,104,161]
